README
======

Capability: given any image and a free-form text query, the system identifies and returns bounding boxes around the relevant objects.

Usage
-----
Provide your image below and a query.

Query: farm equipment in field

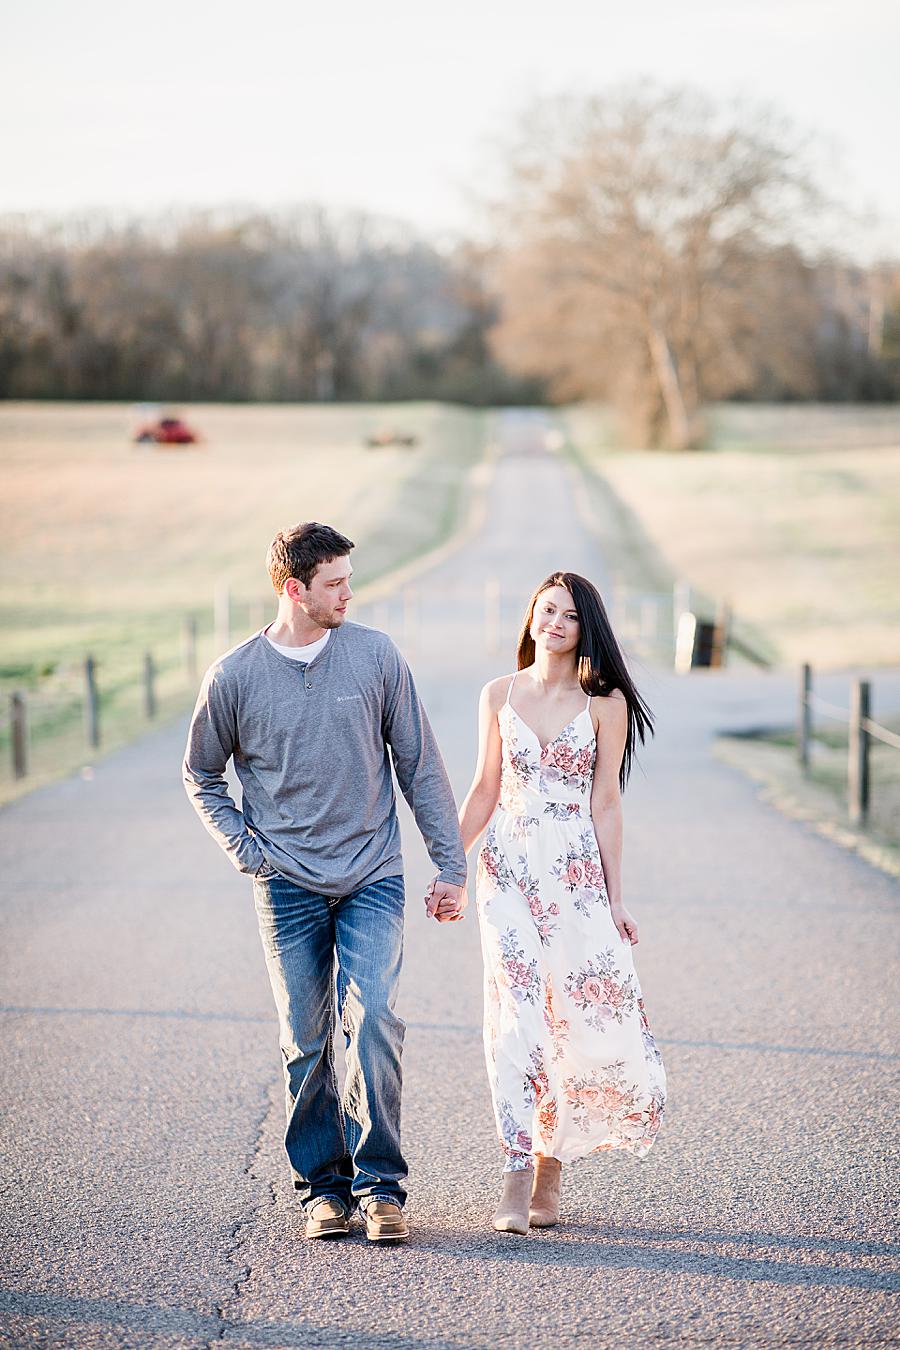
[134,416,202,446]
[364,429,419,449]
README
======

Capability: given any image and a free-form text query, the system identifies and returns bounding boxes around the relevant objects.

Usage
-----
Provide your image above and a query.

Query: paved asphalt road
[1,412,898,1349]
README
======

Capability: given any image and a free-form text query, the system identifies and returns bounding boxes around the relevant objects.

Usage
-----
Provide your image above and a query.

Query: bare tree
[490,87,826,447]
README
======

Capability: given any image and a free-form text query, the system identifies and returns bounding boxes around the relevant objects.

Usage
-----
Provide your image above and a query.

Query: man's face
[292,555,353,628]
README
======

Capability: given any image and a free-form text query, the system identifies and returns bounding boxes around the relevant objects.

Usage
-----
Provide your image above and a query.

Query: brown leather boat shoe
[364,1200,409,1242]
[305,1197,350,1240]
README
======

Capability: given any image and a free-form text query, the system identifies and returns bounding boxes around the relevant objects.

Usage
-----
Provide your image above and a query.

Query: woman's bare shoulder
[481,674,516,710]
[589,687,628,732]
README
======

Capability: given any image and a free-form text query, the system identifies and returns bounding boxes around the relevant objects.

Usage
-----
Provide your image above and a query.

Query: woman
[457,572,666,1234]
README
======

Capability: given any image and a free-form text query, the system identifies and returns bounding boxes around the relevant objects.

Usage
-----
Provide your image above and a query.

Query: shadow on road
[0,1287,487,1350]
[405,1227,899,1292]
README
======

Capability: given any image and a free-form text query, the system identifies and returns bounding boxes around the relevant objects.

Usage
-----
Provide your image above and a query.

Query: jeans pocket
[254,861,280,881]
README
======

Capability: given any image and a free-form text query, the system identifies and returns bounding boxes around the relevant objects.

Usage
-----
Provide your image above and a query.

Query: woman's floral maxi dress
[476,679,666,1171]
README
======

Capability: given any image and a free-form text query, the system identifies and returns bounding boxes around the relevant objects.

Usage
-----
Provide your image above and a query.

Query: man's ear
[284,577,306,604]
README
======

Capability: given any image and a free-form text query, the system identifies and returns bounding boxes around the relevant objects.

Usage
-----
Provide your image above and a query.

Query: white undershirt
[264,628,332,664]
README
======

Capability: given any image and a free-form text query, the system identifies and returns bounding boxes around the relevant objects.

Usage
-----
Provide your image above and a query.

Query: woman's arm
[589,692,638,945]
[458,679,505,853]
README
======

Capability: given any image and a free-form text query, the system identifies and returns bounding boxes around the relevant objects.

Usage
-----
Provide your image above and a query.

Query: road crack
[209,1075,278,1346]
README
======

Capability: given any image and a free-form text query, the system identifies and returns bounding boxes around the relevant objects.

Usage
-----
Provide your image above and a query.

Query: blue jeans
[252,872,408,1213]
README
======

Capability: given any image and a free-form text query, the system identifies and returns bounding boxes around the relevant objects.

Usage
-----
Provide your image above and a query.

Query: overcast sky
[1,0,897,256]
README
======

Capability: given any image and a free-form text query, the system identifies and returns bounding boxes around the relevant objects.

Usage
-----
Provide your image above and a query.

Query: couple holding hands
[184,522,666,1244]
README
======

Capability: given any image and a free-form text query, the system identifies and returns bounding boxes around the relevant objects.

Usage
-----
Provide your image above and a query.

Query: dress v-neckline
[506,702,591,755]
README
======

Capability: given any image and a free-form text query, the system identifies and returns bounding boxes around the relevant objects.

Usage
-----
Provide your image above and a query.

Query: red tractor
[134,415,201,446]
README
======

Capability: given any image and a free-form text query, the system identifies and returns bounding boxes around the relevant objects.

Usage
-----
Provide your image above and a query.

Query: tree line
[1,88,897,446]
[0,209,535,407]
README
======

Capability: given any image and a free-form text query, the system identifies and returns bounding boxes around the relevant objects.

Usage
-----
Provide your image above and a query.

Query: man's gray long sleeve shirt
[182,623,467,896]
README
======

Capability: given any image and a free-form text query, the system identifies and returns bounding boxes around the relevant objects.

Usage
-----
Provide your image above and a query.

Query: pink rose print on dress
[497,928,541,1006]
[537,1095,558,1139]
[552,829,609,915]
[564,1060,663,1153]
[477,825,517,900]
[548,741,576,774]
[513,857,559,945]
[544,800,582,820]
[565,948,637,1030]
[543,974,570,1061]
[523,1045,550,1108]
[575,746,594,777]
[539,721,594,792]
[638,996,664,1067]
[584,857,606,890]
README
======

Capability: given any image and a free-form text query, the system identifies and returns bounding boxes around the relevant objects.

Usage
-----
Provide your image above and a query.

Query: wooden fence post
[712,599,732,668]
[848,679,870,826]
[798,664,812,771]
[84,656,100,749]
[143,653,157,720]
[183,615,198,682]
[673,579,691,639]
[674,612,697,675]
[10,692,27,779]
[215,584,231,653]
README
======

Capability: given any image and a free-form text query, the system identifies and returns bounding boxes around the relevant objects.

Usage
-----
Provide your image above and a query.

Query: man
[183,522,467,1243]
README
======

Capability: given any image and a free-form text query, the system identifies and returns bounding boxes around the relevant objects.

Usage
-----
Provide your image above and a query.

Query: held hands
[424,877,468,923]
[610,901,638,945]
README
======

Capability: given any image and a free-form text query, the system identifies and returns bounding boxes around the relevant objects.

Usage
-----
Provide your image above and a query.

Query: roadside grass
[561,402,900,671]
[0,401,489,803]
[716,717,900,879]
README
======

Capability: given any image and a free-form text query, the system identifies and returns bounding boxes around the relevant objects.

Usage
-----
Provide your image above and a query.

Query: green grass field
[563,403,900,670]
[0,402,490,801]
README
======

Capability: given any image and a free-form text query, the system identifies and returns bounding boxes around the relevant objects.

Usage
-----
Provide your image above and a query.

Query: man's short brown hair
[266,522,355,593]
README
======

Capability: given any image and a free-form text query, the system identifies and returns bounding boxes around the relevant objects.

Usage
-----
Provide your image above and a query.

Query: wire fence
[0,587,268,802]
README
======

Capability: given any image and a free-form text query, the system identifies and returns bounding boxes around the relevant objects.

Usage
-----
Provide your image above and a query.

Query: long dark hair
[516,571,654,790]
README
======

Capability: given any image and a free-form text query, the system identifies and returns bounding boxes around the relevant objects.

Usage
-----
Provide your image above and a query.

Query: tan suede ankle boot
[492,1168,533,1234]
[529,1156,562,1227]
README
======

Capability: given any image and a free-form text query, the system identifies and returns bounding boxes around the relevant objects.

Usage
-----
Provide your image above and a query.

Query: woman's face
[530,584,580,656]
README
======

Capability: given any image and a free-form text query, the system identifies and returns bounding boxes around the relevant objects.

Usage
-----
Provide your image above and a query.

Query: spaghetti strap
[504,673,518,707]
